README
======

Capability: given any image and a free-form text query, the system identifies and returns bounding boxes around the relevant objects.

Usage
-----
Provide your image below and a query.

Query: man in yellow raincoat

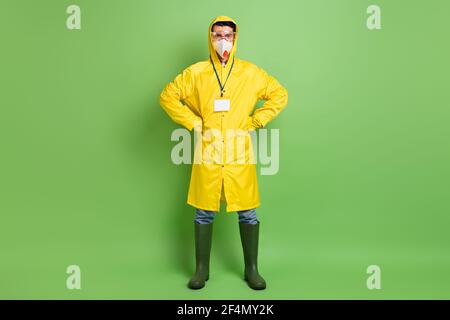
[160,16,288,290]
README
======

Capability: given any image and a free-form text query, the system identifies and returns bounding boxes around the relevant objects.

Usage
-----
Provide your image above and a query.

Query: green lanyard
[210,55,235,97]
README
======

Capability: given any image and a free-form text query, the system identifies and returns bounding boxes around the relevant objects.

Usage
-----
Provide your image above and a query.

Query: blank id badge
[214,95,231,112]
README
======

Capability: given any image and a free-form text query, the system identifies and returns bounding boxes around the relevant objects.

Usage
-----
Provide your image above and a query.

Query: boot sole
[188,275,209,289]
[245,279,266,290]
[244,275,266,290]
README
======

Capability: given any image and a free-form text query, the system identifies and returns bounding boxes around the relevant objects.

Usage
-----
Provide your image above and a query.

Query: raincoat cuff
[247,116,256,131]
[190,118,203,132]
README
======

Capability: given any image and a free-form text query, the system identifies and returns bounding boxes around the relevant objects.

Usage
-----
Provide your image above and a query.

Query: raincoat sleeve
[159,67,202,131]
[249,67,288,130]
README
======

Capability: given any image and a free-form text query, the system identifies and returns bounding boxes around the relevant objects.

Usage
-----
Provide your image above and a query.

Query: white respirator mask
[214,39,233,59]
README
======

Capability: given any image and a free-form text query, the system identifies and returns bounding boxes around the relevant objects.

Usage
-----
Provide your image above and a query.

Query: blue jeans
[195,208,259,224]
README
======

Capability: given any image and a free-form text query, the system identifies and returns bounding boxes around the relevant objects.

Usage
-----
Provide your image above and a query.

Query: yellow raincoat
[159,16,288,212]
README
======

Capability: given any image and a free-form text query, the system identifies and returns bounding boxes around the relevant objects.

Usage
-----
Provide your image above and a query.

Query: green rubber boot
[239,222,266,290]
[188,222,213,289]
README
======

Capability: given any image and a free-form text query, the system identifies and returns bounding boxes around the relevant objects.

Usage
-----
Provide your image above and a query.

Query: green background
[1,0,449,299]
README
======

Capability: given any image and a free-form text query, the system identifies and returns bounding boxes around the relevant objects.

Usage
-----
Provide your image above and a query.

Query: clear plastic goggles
[210,31,235,41]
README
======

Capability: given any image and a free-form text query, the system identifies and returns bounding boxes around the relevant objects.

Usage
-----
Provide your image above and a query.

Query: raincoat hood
[208,15,239,67]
